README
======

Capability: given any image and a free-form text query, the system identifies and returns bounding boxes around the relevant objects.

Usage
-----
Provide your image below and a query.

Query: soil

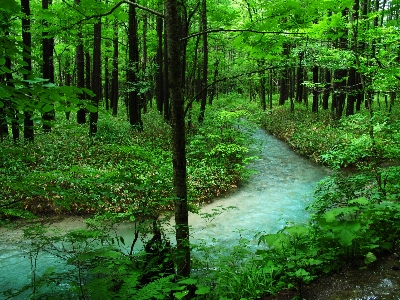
[264,254,400,300]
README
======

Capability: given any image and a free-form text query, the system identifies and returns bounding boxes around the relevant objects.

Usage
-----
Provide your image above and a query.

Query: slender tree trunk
[198,0,208,123]
[89,19,101,136]
[155,17,164,114]
[279,44,289,105]
[105,56,109,110]
[21,0,34,141]
[312,65,319,112]
[208,59,219,105]
[127,2,142,130]
[76,0,86,124]
[111,20,119,116]
[165,0,190,278]
[163,22,170,121]
[85,51,91,91]
[322,68,331,110]
[42,0,55,132]
[296,52,304,103]
[142,14,148,113]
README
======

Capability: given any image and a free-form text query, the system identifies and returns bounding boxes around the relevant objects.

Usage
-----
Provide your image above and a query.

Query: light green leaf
[173,290,189,299]
[195,286,210,295]
[178,278,197,285]
[364,252,377,265]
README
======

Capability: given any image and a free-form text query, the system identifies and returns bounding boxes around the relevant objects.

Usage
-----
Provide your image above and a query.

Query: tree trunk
[322,68,331,110]
[142,14,148,113]
[312,65,319,112]
[165,0,190,278]
[89,19,101,136]
[76,0,86,124]
[155,17,164,114]
[111,19,119,116]
[127,2,142,130]
[279,43,289,105]
[198,0,208,123]
[21,0,34,141]
[42,0,55,132]
[163,22,170,121]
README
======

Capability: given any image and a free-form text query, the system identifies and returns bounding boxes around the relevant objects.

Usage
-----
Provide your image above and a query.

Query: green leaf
[0,87,10,98]
[338,228,357,246]
[364,252,377,265]
[349,197,368,205]
[195,286,210,295]
[178,278,197,285]
[173,290,189,299]
[42,104,54,113]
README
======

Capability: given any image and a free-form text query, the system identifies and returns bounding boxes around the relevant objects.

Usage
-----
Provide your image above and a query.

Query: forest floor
[264,253,400,299]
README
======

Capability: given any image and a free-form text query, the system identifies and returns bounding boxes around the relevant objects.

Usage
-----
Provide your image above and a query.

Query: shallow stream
[0,127,330,298]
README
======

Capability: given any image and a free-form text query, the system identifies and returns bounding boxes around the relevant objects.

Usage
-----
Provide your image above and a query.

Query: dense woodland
[1,0,400,299]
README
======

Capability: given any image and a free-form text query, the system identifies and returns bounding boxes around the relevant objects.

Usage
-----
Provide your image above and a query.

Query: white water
[0,128,330,298]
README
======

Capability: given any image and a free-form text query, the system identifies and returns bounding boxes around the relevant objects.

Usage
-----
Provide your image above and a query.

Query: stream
[4,128,397,299]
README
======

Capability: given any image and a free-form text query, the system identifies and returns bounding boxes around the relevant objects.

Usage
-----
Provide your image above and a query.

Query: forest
[1,0,400,298]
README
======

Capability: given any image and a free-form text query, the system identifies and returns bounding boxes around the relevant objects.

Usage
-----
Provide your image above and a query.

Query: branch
[181,29,307,41]
[123,0,164,18]
[61,0,163,31]
[184,66,283,116]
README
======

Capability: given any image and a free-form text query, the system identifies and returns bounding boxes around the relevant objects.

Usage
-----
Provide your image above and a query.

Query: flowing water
[7,128,398,299]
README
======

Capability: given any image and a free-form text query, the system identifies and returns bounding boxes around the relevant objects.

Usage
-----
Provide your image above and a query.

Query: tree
[165,0,190,278]
[75,0,86,124]
[89,16,101,136]
[42,0,55,132]
[21,0,34,141]
[127,2,143,130]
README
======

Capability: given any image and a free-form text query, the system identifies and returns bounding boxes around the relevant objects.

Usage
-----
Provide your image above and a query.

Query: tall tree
[111,19,119,116]
[21,0,34,141]
[165,0,190,278]
[42,0,55,132]
[75,0,86,124]
[127,2,142,130]
[89,17,101,136]
[198,0,208,123]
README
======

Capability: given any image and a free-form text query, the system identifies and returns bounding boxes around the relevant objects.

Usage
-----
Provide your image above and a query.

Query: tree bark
[198,0,208,123]
[75,0,86,124]
[111,19,119,116]
[127,2,142,130]
[42,0,55,132]
[155,17,164,114]
[21,0,34,141]
[89,19,101,136]
[312,65,319,112]
[165,0,190,278]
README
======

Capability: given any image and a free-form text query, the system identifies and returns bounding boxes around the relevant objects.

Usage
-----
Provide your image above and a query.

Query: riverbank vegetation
[1,0,400,298]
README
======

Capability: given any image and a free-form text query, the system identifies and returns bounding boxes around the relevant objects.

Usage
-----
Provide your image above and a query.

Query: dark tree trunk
[105,57,109,111]
[42,0,55,132]
[208,60,219,105]
[165,0,190,278]
[296,52,304,103]
[312,65,319,112]
[279,43,289,105]
[76,0,86,124]
[163,23,170,121]
[142,14,148,113]
[155,17,164,114]
[85,51,91,91]
[21,0,34,141]
[111,19,119,116]
[89,19,101,136]
[127,3,142,130]
[346,67,356,116]
[322,68,331,110]
[198,0,208,123]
